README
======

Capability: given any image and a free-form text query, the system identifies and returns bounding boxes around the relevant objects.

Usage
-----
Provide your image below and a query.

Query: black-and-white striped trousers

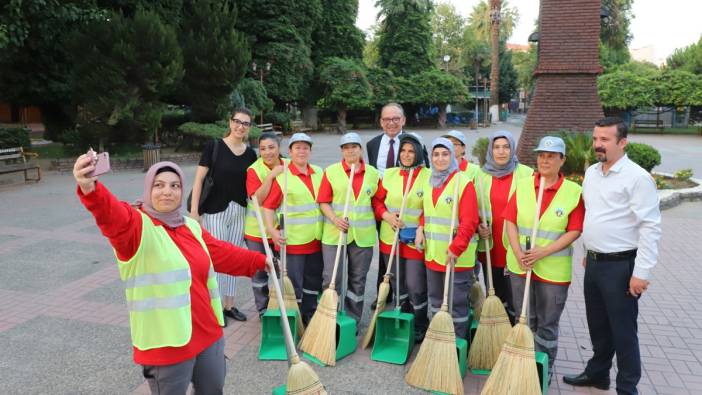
[201,201,246,297]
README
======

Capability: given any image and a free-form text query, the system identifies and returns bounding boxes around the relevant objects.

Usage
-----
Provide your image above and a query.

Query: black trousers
[480,262,515,325]
[584,252,640,395]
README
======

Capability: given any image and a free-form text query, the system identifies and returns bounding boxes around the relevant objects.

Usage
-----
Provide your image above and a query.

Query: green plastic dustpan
[259,308,300,360]
[304,310,357,366]
[371,308,415,364]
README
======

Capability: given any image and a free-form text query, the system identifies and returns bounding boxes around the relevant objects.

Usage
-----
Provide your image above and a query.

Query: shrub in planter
[0,127,31,149]
[674,168,693,181]
[472,137,489,166]
[264,111,291,131]
[625,142,661,172]
[558,131,595,175]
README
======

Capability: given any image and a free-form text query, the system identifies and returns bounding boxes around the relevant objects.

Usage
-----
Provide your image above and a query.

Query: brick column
[518,0,605,166]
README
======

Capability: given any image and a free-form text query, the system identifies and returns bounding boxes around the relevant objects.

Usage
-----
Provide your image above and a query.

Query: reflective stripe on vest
[422,173,478,268]
[117,212,224,350]
[274,164,323,246]
[321,162,379,248]
[476,164,533,252]
[379,167,430,248]
[505,177,582,282]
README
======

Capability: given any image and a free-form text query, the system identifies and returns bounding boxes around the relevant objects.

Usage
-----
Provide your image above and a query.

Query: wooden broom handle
[252,196,298,360]
[281,164,288,273]
[519,175,545,321]
[383,167,415,278]
[441,174,461,307]
[476,174,494,290]
[329,163,356,289]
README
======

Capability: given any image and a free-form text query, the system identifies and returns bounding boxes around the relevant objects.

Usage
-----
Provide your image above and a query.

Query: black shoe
[222,317,228,328]
[258,310,266,319]
[370,300,377,310]
[224,308,247,322]
[414,331,426,344]
[563,372,610,390]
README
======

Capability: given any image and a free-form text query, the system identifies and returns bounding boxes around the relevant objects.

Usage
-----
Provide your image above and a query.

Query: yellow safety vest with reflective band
[379,167,430,248]
[117,212,224,351]
[244,158,286,238]
[461,160,480,182]
[475,164,534,252]
[321,162,379,248]
[505,177,582,282]
[423,173,479,269]
[274,164,324,246]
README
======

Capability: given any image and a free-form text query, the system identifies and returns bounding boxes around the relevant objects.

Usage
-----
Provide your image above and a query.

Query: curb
[655,173,702,210]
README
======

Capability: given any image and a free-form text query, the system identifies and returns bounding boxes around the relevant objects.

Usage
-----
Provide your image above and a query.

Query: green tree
[177,0,250,122]
[318,57,372,132]
[466,0,519,43]
[597,70,655,110]
[376,0,434,78]
[0,0,105,139]
[312,0,364,63]
[431,2,465,72]
[667,36,702,75]
[498,46,518,104]
[405,69,467,128]
[236,78,274,119]
[599,0,633,71]
[654,69,702,107]
[69,9,183,144]
[512,44,537,94]
[237,0,322,104]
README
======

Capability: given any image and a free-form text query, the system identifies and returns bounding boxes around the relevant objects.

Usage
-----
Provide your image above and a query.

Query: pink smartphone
[87,149,110,177]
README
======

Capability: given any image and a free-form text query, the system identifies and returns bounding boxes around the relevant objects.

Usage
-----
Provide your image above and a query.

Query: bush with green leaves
[264,112,291,130]
[674,168,693,181]
[471,137,489,166]
[557,131,596,175]
[625,142,661,172]
[178,121,261,141]
[0,127,31,149]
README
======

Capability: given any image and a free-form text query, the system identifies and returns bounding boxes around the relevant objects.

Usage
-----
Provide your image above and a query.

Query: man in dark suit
[366,102,429,308]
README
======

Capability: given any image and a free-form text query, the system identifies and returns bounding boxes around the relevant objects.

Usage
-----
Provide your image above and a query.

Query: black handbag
[187,139,219,213]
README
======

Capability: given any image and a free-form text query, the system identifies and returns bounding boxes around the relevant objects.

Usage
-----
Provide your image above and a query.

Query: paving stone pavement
[1,123,701,394]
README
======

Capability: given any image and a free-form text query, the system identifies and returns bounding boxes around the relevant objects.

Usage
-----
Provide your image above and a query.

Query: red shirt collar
[459,158,468,171]
[399,166,423,176]
[264,158,285,170]
[533,172,565,191]
[288,162,315,176]
[341,159,365,174]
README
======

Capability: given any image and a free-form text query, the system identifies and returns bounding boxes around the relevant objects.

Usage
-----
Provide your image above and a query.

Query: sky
[356,0,702,61]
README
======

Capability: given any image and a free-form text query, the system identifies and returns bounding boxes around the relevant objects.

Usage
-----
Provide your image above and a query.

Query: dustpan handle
[395,242,401,310]
[340,232,348,312]
[252,196,298,361]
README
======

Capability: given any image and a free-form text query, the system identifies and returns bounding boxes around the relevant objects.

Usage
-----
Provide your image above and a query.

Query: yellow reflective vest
[505,176,582,283]
[378,166,430,250]
[117,212,224,350]
[274,164,324,246]
[244,158,286,239]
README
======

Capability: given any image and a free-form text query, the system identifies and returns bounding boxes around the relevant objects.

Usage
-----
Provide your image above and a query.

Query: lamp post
[252,61,271,125]
[474,74,481,129]
[443,54,451,72]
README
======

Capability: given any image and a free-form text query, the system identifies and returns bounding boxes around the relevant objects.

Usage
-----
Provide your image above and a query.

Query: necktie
[386,138,395,169]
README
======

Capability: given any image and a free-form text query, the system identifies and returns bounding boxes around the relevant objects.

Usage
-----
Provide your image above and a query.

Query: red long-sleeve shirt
[420,172,479,273]
[371,167,424,260]
[244,159,284,243]
[262,162,321,254]
[502,173,585,285]
[78,182,266,366]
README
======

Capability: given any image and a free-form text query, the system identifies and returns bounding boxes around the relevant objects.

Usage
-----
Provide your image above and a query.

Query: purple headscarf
[135,161,186,228]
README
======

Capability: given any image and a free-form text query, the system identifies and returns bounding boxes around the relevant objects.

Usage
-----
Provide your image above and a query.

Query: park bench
[633,119,664,131]
[0,147,41,182]
[258,123,282,137]
[291,120,313,135]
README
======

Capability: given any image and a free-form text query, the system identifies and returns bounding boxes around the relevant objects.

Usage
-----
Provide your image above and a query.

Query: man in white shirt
[564,117,662,395]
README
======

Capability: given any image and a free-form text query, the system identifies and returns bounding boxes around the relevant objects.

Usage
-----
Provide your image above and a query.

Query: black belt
[586,249,637,261]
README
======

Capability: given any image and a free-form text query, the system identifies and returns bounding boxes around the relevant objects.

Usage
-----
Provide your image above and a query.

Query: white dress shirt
[581,154,662,280]
[376,132,401,177]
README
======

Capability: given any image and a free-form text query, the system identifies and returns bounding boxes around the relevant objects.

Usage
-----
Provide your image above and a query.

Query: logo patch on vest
[417,190,423,198]
[555,208,564,217]
[366,188,372,196]
[445,196,453,204]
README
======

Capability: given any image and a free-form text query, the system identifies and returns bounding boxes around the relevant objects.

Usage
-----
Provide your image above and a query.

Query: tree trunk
[489,0,501,120]
[337,108,347,134]
[438,104,447,129]
[301,105,318,130]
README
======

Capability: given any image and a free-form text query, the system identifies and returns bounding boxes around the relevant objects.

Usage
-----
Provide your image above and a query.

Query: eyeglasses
[381,116,402,124]
[231,118,252,128]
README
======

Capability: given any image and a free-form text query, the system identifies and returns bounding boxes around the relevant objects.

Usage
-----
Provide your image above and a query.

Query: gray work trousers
[245,239,272,314]
[509,272,569,371]
[142,337,225,395]
[283,251,324,322]
[322,242,373,321]
[381,253,429,334]
[426,268,474,339]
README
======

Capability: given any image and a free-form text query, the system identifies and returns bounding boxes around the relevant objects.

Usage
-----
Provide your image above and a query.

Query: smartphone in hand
[86,148,111,177]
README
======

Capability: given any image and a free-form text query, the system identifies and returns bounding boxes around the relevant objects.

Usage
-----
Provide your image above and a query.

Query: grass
[28,142,197,160]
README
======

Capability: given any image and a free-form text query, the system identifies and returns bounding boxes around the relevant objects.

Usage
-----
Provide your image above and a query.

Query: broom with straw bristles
[361,167,415,349]
[252,196,327,395]
[480,176,545,395]
[298,164,356,366]
[468,175,512,371]
[405,177,464,395]
[469,269,486,320]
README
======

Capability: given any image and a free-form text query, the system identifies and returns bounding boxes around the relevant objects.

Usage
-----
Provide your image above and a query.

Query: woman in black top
[190,108,258,324]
